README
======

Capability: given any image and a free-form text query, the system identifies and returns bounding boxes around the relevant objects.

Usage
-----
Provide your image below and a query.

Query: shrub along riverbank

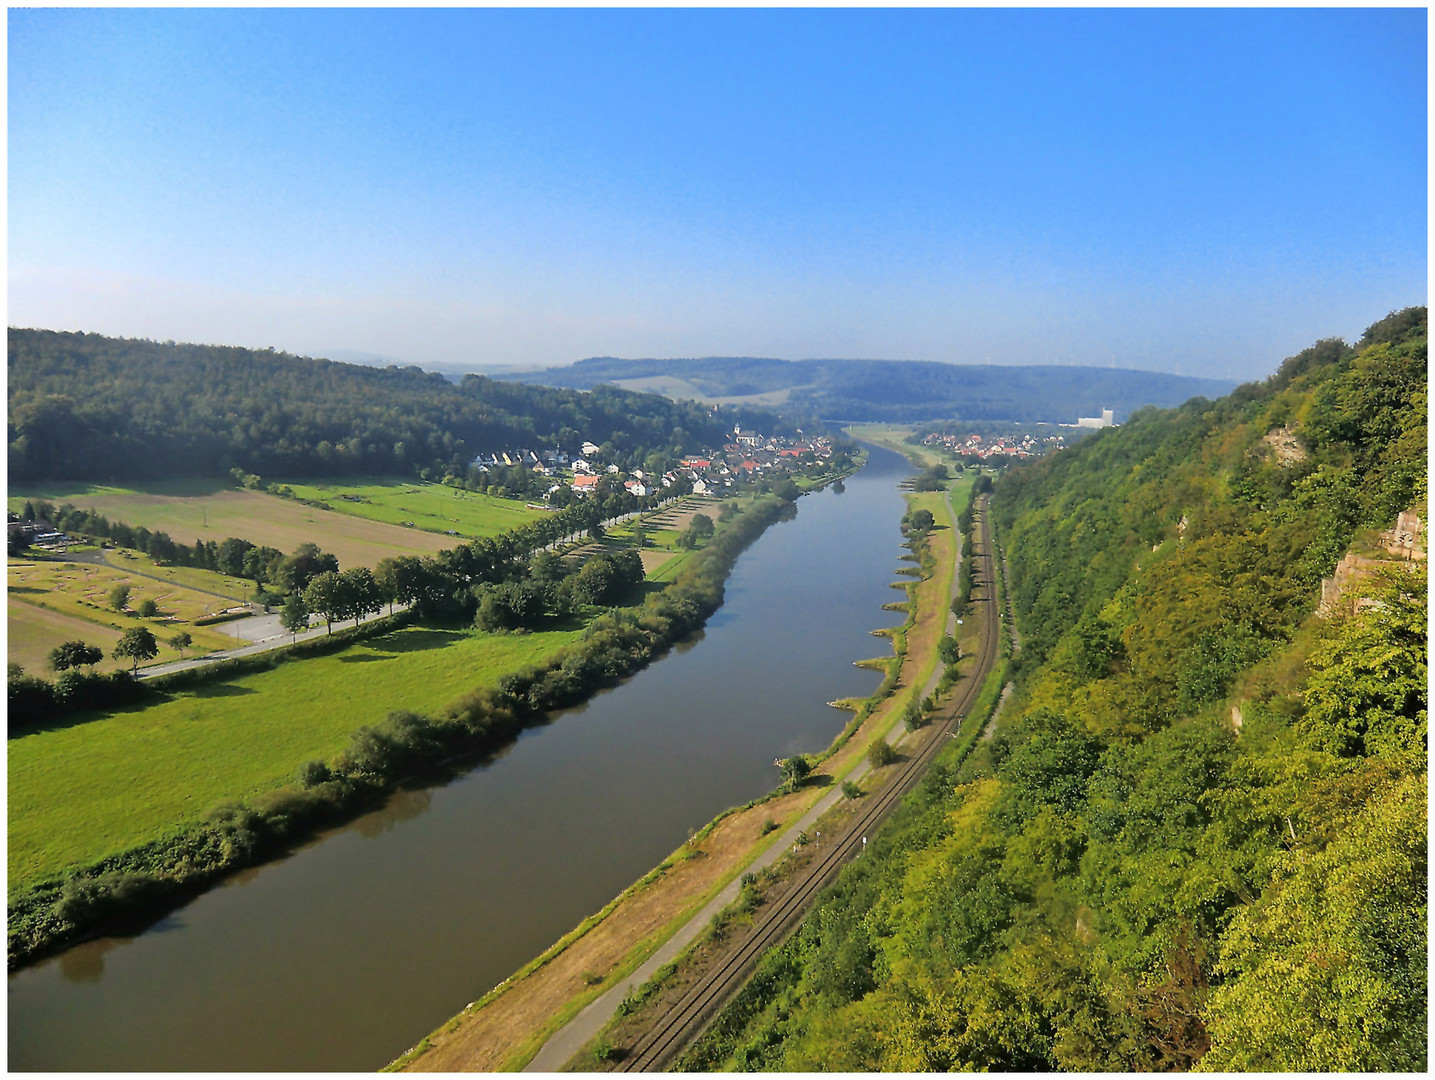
[7,493,803,970]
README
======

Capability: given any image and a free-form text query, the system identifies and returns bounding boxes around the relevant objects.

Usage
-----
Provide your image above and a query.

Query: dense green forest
[6,330,789,481]
[682,309,1426,1071]
[522,355,1234,423]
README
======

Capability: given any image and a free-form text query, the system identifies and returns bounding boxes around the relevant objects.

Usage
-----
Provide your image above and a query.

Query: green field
[8,555,247,673]
[111,547,253,600]
[8,480,458,569]
[277,477,549,539]
[8,623,585,891]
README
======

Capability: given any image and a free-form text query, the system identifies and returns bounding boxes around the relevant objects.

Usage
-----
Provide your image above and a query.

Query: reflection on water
[352,787,433,838]
[9,445,916,1072]
[57,939,121,984]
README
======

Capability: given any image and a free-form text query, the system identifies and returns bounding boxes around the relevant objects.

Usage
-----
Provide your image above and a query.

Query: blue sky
[8,7,1427,380]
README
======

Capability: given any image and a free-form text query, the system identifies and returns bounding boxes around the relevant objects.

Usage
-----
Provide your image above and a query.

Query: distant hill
[514,356,1237,423]
[6,330,784,482]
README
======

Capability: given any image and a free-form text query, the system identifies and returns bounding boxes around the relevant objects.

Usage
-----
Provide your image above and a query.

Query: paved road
[139,605,407,679]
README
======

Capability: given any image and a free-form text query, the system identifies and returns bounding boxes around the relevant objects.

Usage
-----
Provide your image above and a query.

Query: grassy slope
[7,623,582,891]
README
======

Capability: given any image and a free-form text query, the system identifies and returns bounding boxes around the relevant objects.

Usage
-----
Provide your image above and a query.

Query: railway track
[616,495,999,1072]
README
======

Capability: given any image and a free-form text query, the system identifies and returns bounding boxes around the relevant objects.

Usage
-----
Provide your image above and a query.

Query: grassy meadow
[8,623,585,891]
[277,477,549,538]
[9,555,246,673]
[9,480,457,569]
[111,547,253,600]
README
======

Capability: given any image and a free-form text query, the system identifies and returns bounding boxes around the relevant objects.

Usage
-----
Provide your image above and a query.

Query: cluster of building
[670,427,834,495]
[472,427,833,499]
[469,448,571,474]
[6,516,71,550]
[920,431,1064,461]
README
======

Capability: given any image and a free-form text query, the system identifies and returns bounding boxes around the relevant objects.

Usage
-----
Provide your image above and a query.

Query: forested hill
[7,330,784,482]
[686,308,1426,1071]
[517,355,1236,423]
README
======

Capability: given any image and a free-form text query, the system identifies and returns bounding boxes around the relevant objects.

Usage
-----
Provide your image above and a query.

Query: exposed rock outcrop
[1318,510,1424,616]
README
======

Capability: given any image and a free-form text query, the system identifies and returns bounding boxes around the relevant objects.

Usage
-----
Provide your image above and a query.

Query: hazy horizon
[9,8,1426,383]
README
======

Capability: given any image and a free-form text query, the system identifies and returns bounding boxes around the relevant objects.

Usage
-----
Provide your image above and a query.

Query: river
[7,444,915,1071]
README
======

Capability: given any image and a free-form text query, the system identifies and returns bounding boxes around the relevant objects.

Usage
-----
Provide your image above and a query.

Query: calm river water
[8,444,915,1071]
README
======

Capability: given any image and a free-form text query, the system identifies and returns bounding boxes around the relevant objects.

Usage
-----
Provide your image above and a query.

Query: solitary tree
[168,631,193,659]
[867,740,897,769]
[113,626,159,673]
[109,583,132,612]
[136,598,158,618]
[49,640,103,672]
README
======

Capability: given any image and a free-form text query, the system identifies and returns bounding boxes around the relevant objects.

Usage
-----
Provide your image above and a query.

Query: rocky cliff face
[1318,509,1424,616]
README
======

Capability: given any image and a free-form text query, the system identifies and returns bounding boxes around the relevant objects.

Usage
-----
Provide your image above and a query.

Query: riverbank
[7,489,822,972]
[393,450,965,1071]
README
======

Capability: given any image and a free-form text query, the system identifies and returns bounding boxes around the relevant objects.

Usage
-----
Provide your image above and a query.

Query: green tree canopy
[112,627,158,673]
[48,640,103,672]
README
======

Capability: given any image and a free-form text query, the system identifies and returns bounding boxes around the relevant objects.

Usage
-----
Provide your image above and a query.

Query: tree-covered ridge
[681,309,1426,1072]
[6,330,786,481]
[523,355,1236,423]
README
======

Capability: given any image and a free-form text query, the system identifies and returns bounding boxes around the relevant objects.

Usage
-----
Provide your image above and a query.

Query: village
[919,428,1067,461]
[471,424,836,501]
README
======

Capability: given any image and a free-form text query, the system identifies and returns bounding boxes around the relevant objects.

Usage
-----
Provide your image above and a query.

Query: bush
[938,635,960,666]
[296,760,333,788]
[779,755,813,789]
[841,780,862,799]
[867,740,897,768]
[56,871,163,927]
